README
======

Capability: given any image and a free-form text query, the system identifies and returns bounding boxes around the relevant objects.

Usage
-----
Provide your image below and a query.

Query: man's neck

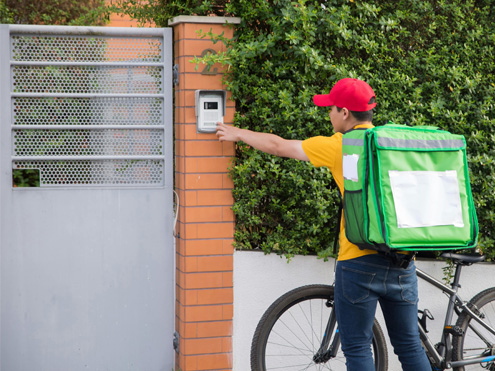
[343,120,372,132]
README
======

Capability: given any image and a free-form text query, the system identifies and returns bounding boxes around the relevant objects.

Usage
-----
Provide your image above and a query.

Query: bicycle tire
[250,284,388,370]
[452,287,495,371]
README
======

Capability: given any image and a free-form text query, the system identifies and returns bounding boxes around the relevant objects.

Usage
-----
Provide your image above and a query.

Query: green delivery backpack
[342,123,478,254]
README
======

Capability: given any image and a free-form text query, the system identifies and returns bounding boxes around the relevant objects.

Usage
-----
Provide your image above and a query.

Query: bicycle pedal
[444,325,464,336]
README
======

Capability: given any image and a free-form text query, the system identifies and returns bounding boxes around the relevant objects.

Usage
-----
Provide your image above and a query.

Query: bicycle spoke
[265,360,345,371]
[265,362,314,370]
[286,309,317,349]
[266,341,314,353]
[269,328,314,355]
[293,300,325,346]
[265,358,339,370]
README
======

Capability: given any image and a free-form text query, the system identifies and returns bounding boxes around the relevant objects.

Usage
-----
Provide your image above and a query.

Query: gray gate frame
[0,24,175,370]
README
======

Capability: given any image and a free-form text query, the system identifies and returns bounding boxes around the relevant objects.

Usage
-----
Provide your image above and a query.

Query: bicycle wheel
[453,287,495,371]
[250,284,388,370]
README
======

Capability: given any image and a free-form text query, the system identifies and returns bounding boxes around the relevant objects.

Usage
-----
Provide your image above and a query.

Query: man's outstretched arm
[216,122,309,161]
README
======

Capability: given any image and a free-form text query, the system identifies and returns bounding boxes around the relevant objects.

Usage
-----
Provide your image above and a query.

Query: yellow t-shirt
[301,124,378,261]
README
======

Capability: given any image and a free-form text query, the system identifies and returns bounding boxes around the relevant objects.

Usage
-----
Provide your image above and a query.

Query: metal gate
[0,25,174,370]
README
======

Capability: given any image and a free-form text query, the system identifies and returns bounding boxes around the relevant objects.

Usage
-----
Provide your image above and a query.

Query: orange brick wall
[106,0,154,28]
[107,12,140,27]
[171,17,239,371]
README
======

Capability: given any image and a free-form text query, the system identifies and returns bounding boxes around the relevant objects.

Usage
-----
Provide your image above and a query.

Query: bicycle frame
[309,261,495,369]
[416,265,495,369]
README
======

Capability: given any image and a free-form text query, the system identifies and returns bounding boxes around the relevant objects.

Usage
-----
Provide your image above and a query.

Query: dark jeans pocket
[342,266,375,304]
[399,270,419,305]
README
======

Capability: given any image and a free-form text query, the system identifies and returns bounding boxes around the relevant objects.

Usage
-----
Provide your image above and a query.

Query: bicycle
[250,252,495,370]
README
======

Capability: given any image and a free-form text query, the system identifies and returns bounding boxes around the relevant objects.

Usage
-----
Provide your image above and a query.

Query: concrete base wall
[233,250,494,370]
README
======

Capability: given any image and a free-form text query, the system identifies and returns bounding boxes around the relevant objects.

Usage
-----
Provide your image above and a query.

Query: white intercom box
[195,90,227,133]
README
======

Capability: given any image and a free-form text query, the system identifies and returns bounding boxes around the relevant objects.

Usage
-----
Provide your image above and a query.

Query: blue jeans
[334,254,431,371]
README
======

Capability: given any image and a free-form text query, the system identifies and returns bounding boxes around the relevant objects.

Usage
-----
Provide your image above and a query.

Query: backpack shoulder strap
[333,189,343,257]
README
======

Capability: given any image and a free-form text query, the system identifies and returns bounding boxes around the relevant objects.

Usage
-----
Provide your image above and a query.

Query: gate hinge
[173,331,180,353]
[173,64,179,85]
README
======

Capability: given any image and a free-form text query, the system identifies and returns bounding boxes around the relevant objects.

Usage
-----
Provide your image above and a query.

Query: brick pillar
[169,15,241,371]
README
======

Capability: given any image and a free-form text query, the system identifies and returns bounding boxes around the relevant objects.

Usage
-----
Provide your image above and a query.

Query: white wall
[233,250,494,371]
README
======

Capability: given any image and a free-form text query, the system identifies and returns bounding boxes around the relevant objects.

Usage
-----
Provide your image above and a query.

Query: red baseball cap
[313,78,376,111]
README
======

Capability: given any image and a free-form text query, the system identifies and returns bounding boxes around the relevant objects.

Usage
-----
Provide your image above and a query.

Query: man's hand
[216,122,241,142]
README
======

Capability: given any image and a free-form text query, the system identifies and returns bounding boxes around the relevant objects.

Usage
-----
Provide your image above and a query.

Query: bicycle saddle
[440,252,486,265]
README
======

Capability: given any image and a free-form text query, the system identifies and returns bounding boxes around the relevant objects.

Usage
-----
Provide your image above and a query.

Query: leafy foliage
[121,0,495,260]
[0,1,14,23]
[3,0,109,26]
[108,0,232,27]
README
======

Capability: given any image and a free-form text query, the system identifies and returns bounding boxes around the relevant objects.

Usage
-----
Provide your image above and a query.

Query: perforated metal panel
[12,97,164,126]
[11,35,163,63]
[13,65,163,94]
[13,129,164,156]
[10,28,167,187]
[14,160,164,186]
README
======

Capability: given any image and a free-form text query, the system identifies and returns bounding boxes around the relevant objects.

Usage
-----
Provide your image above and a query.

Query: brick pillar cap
[168,15,241,26]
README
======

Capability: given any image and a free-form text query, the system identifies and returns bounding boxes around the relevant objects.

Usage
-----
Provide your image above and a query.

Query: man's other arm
[216,122,309,161]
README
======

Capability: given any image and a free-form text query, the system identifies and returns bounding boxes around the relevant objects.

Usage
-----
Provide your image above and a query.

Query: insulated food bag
[342,123,478,251]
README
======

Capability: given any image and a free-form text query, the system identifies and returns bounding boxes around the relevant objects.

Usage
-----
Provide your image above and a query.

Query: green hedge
[116,0,495,260]
[3,0,109,26]
[225,0,495,260]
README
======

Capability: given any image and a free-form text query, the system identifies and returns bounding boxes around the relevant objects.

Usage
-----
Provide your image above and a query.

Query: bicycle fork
[313,299,340,364]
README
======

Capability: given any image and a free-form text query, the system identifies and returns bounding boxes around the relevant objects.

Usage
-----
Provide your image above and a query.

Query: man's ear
[342,107,350,119]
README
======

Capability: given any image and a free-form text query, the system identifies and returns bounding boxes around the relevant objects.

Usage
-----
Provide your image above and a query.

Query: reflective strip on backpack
[342,138,364,146]
[376,137,465,149]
